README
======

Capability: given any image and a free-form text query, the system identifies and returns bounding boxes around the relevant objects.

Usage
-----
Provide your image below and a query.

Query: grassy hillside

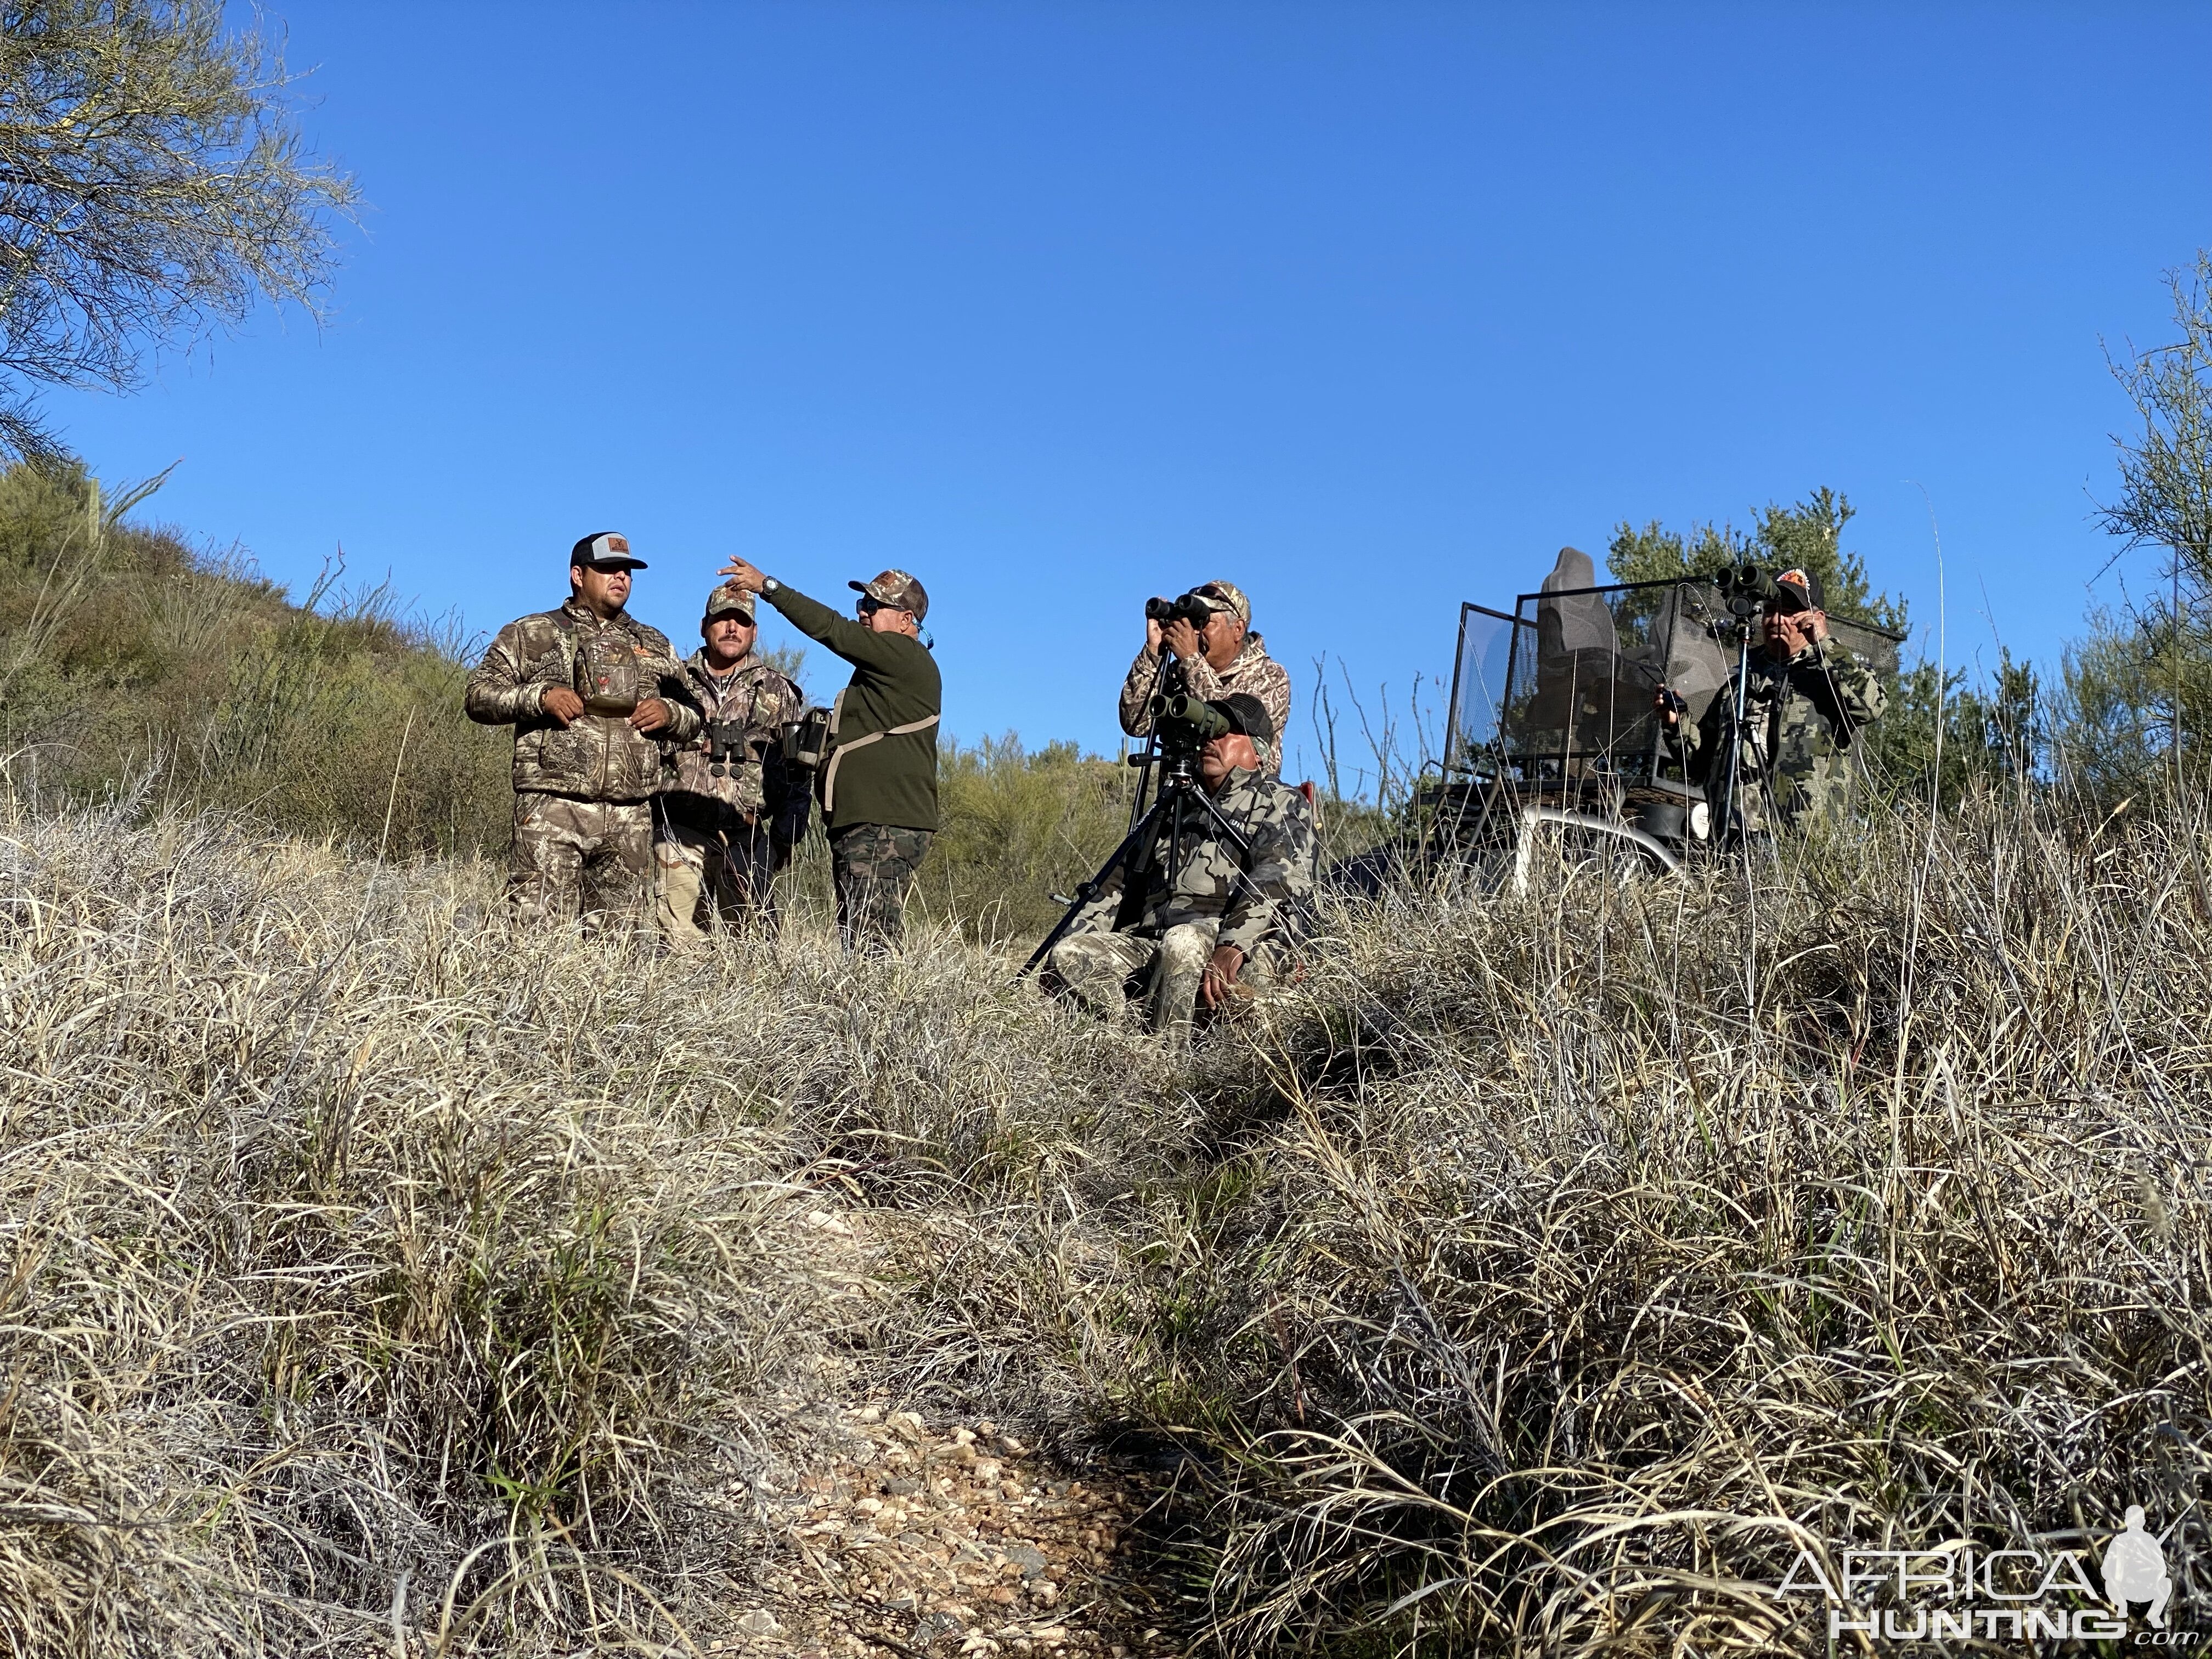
[12,466,2200,1655]
[4,771,2207,1655]
[0,462,1238,943]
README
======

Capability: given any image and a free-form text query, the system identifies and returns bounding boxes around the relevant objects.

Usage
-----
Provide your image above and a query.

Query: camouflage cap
[1187,579,1250,625]
[850,568,929,621]
[571,530,646,570]
[703,580,756,621]
[1212,692,1275,747]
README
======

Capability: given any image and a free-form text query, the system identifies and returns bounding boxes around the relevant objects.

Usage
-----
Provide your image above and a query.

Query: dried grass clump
[0,789,1166,1655]
[1040,791,2212,1654]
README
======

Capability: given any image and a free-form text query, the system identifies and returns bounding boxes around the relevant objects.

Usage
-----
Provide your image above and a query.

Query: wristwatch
[761,576,781,596]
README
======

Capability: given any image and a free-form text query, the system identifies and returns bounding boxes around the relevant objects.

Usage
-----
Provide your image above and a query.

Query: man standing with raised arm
[716,557,940,950]
[465,532,702,927]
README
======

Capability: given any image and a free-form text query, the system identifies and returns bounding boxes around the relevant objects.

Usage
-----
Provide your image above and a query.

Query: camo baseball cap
[1187,580,1249,625]
[703,580,755,620]
[1212,692,1275,746]
[850,568,929,621]
[570,530,646,570]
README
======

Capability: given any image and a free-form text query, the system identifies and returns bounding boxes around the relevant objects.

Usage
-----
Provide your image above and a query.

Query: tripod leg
[1019,800,1162,979]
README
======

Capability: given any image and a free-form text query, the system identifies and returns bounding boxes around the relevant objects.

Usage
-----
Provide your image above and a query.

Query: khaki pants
[508,793,653,927]
[1048,919,1279,1040]
[654,812,778,946]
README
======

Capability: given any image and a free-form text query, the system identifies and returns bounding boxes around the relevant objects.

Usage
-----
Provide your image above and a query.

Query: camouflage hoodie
[1681,637,1886,832]
[465,599,702,802]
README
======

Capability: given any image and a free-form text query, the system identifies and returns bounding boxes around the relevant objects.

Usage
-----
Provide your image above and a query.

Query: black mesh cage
[1445,575,1905,778]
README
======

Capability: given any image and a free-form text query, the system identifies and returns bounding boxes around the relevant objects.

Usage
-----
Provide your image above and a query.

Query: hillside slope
[4,775,2208,1655]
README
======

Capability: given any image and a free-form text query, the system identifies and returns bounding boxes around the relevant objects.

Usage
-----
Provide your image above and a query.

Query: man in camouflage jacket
[1119,580,1294,775]
[653,580,809,944]
[464,532,702,924]
[1663,568,1887,836]
[1051,693,1316,1042]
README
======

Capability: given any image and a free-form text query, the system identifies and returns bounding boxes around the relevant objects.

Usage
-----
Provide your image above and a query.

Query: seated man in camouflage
[1049,693,1316,1041]
[1657,567,1886,835]
[464,532,702,926]
[653,580,809,944]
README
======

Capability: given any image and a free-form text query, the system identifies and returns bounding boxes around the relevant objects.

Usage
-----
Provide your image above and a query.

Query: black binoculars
[1713,564,1806,619]
[1146,593,1217,631]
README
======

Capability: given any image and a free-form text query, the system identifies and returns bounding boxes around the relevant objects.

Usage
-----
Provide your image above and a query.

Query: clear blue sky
[44,3,2212,785]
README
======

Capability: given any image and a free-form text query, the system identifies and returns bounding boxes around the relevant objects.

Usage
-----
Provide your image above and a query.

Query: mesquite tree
[0,1,354,454]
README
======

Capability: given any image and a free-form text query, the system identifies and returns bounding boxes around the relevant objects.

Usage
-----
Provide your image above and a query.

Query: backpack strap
[818,714,940,815]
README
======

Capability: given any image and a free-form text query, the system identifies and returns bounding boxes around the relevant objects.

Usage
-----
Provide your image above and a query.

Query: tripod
[1019,738,1252,980]
[1702,612,1786,851]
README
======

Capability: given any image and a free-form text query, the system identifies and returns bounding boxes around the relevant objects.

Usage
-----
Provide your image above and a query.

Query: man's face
[1763,607,1810,658]
[859,596,917,635]
[1199,730,1259,790]
[1198,606,1246,670]
[571,562,632,618]
[704,612,756,663]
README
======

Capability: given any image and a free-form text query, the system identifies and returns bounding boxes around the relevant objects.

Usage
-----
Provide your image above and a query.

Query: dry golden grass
[0,788,1170,1655]
[1034,787,2212,1654]
[7,776,2210,1656]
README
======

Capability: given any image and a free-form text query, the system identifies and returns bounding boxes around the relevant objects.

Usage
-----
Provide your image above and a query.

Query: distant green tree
[0,1,356,454]
[1605,488,1909,633]
[1876,648,2045,798]
[2063,249,2212,791]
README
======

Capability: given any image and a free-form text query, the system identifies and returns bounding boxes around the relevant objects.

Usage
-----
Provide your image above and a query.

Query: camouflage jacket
[1119,634,1294,774]
[464,600,702,803]
[1129,769,1317,955]
[1683,638,1886,831]
[659,650,809,837]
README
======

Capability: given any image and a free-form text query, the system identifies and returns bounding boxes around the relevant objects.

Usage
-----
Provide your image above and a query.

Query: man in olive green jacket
[718,557,939,949]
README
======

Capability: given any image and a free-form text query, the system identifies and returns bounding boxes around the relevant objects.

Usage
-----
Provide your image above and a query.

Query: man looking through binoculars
[1119,580,1293,775]
[1655,566,1886,836]
[1048,693,1316,1043]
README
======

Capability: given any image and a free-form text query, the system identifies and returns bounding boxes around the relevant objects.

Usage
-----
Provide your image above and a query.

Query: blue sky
[43,2,2212,785]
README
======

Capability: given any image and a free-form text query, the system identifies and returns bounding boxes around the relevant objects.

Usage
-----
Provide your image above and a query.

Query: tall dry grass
[1004,786,2212,1654]
[11,747,2212,1655]
[0,786,1173,1655]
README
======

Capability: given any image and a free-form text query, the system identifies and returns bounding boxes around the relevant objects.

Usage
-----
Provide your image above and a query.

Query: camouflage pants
[508,792,653,927]
[828,822,933,951]
[653,811,780,947]
[1049,919,1279,1040]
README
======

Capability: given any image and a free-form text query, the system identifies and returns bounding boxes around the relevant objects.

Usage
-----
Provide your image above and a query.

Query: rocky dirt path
[716,1398,1185,1659]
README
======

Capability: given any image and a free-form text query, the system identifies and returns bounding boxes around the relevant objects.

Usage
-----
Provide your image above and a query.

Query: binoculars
[1146,593,1218,631]
[781,706,833,771]
[1713,564,1807,620]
